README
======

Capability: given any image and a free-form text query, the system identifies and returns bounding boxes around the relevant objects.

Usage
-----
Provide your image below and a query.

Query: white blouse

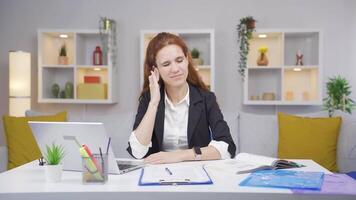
[129,88,231,159]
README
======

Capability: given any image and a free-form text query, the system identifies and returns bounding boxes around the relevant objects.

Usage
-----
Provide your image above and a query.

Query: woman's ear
[153,67,160,82]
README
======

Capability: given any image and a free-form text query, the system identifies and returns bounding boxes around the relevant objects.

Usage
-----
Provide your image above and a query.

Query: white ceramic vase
[45,164,63,182]
[58,56,68,65]
[192,58,203,66]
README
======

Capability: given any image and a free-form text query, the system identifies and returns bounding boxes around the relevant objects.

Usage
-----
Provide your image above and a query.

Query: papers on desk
[205,153,305,175]
[239,170,324,190]
[234,153,305,174]
[139,165,212,186]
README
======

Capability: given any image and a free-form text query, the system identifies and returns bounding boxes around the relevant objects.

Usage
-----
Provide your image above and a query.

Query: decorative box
[84,76,101,83]
[77,83,107,99]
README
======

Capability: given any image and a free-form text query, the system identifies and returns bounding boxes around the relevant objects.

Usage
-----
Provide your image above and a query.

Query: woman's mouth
[170,74,182,79]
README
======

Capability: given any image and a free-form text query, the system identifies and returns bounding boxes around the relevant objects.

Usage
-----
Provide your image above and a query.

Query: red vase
[93,46,103,65]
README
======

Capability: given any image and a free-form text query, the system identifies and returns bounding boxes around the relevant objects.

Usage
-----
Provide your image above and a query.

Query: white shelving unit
[38,29,118,104]
[244,29,322,105]
[140,29,215,91]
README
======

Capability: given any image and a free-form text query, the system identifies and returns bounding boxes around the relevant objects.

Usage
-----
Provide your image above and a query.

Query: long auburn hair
[141,32,208,97]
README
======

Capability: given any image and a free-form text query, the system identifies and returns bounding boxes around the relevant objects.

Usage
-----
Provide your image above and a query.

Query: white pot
[192,58,203,66]
[58,56,69,65]
[45,164,63,182]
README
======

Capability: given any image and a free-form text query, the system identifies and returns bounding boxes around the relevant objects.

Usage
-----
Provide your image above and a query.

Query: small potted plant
[51,83,60,98]
[58,44,69,65]
[237,16,256,78]
[191,48,203,66]
[44,143,65,182]
[257,46,269,66]
[323,76,355,117]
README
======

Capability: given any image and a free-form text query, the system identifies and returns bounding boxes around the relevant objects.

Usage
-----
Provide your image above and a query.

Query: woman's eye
[176,57,183,62]
[162,62,170,67]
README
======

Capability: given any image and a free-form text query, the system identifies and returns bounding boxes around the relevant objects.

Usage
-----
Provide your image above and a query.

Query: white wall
[0,0,355,156]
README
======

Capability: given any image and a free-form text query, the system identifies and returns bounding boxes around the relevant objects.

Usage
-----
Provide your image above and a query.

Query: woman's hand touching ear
[148,67,161,106]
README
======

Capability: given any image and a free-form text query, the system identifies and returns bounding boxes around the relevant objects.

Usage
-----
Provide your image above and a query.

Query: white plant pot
[45,164,63,182]
[192,58,203,66]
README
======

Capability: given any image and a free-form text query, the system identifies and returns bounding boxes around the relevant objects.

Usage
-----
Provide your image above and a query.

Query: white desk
[0,159,354,200]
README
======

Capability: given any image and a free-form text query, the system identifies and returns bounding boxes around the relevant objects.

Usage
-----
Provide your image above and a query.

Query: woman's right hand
[148,67,160,105]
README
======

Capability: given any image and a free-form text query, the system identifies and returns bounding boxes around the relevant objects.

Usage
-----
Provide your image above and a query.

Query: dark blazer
[127,84,236,158]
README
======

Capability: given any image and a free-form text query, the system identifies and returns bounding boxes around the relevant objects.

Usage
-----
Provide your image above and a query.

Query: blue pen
[165,167,173,175]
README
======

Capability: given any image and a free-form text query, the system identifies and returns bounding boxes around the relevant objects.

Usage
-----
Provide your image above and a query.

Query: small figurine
[296,49,303,66]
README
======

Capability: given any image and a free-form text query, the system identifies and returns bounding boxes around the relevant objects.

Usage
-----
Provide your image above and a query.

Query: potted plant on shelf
[58,44,69,65]
[44,143,65,182]
[51,83,60,98]
[237,16,256,78]
[191,48,203,66]
[257,46,269,66]
[323,76,355,117]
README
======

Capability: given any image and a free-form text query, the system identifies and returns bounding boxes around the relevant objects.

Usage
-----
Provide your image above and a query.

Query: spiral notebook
[139,164,213,186]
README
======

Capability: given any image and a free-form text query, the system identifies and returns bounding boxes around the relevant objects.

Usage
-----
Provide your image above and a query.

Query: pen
[99,147,104,172]
[106,137,111,155]
[165,167,173,175]
[99,147,104,162]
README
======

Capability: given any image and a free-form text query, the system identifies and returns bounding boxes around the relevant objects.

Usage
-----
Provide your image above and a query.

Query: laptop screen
[29,121,119,174]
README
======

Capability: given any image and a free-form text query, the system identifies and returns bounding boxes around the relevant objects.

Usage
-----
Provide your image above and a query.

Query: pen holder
[82,153,108,184]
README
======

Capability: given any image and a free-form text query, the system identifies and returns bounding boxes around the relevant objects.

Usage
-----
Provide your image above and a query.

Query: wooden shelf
[244,100,322,105]
[244,29,322,105]
[38,29,117,104]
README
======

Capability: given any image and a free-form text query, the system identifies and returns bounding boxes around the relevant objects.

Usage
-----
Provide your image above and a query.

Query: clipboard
[138,165,213,186]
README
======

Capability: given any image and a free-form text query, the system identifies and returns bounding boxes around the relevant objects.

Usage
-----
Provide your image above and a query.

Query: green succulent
[59,90,66,98]
[323,75,355,117]
[65,82,73,98]
[60,44,67,57]
[44,143,65,165]
[51,83,60,98]
[191,48,200,59]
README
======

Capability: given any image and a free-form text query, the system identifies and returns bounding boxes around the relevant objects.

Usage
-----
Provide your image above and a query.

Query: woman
[127,32,236,164]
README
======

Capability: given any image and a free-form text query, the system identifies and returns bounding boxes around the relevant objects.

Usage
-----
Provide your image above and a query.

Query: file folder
[239,170,324,190]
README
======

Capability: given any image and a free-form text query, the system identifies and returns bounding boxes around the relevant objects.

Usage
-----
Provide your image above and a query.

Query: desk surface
[0,159,354,200]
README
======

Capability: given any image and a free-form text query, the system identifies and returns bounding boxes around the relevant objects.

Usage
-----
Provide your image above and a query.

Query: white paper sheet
[141,164,211,184]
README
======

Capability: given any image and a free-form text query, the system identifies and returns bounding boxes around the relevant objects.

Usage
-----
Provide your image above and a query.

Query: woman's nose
[170,62,180,72]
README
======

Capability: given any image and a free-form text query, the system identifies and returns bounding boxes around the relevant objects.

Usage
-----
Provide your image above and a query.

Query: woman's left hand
[144,151,184,164]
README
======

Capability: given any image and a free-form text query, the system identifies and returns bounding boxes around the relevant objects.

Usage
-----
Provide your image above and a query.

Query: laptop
[29,121,145,175]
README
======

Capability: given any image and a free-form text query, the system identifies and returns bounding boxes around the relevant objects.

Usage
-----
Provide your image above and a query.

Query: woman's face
[155,44,189,88]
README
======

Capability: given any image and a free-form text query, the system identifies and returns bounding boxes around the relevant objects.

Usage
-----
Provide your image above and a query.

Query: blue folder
[239,170,324,190]
[138,165,213,186]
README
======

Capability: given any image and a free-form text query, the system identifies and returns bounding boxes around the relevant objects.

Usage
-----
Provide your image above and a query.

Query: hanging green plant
[323,75,356,117]
[237,16,256,79]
